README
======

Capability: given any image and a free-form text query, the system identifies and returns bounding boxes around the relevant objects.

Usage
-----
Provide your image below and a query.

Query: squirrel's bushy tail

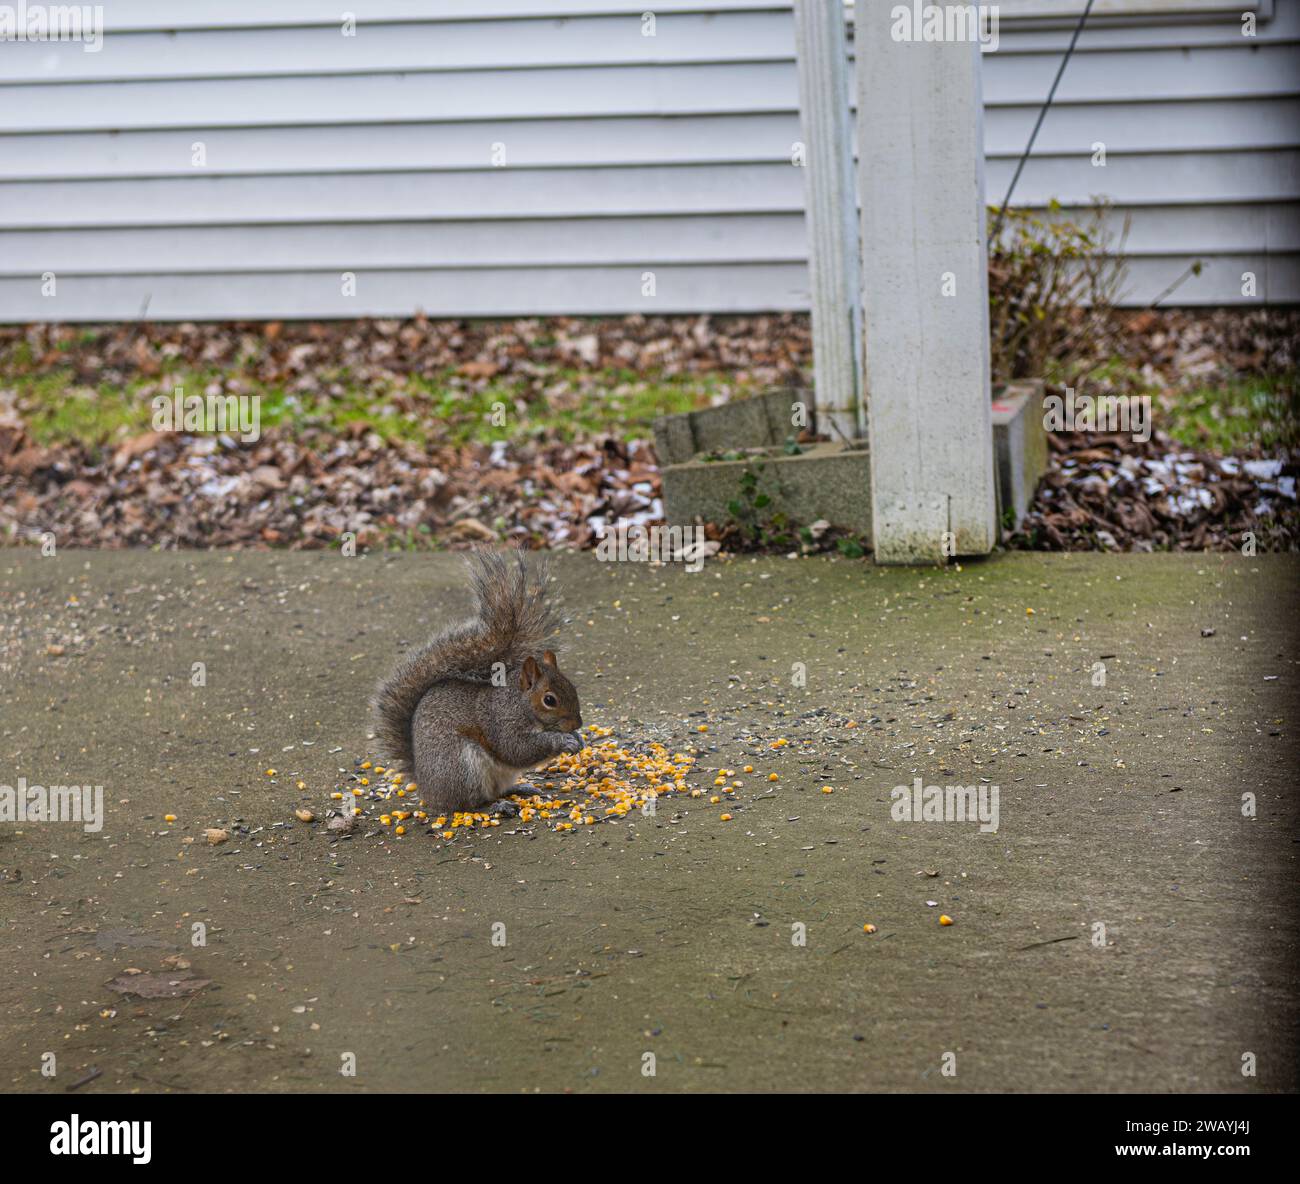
[371,549,560,773]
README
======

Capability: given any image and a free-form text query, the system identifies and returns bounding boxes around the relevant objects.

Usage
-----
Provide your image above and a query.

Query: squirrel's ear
[520,655,541,689]
[543,649,558,668]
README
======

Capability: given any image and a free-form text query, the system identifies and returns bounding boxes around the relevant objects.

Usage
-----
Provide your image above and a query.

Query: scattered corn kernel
[939,914,954,926]
[163,814,177,823]
[339,730,710,838]
[863,924,877,934]
[720,813,733,821]
[822,786,834,794]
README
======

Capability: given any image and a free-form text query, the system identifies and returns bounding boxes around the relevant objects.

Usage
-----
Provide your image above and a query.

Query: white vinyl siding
[0,0,1294,321]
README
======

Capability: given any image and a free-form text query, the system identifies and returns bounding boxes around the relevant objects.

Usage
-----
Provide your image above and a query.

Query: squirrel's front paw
[556,732,583,754]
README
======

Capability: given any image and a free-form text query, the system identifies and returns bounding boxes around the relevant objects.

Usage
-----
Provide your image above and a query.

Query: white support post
[853,14,998,563]
[792,0,863,442]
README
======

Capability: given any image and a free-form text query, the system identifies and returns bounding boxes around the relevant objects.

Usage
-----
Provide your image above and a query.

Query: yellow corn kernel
[164,814,177,823]
[395,825,406,836]
[719,813,733,821]
[939,915,954,926]
[822,786,834,794]
[768,773,779,782]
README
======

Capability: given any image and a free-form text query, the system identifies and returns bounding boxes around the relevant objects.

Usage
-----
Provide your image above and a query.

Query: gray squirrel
[371,550,583,815]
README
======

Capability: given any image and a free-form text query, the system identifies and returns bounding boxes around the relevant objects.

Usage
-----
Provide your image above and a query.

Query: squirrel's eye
[543,693,558,708]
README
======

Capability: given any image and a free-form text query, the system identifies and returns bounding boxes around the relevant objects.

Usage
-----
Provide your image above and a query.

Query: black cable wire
[990,0,1097,244]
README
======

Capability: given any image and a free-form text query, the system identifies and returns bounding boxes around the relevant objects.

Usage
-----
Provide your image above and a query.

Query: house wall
[0,0,1294,321]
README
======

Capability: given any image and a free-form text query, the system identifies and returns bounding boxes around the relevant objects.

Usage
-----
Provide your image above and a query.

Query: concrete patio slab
[0,550,1295,1093]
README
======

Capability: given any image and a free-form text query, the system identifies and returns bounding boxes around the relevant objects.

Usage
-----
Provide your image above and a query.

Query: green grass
[5,355,750,453]
[1042,353,1296,454]
[9,339,1291,459]
[1159,373,1298,453]
[18,370,153,445]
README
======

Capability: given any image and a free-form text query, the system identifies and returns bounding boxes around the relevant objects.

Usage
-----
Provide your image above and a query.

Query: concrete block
[652,389,808,466]
[992,380,1048,532]
[655,382,1042,553]
[661,440,873,540]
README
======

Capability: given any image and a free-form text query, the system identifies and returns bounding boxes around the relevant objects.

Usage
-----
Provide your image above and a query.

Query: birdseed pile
[326,725,721,838]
